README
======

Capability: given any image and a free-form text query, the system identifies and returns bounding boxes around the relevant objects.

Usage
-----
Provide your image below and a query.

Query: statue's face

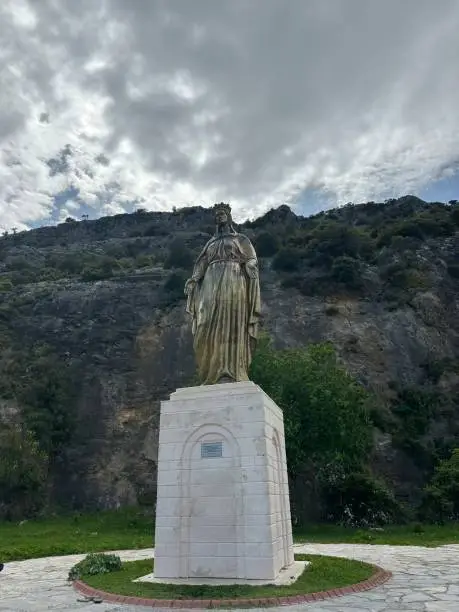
[215,209,228,225]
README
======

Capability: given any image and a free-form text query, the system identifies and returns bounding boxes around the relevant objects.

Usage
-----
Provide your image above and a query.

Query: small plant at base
[68,553,122,581]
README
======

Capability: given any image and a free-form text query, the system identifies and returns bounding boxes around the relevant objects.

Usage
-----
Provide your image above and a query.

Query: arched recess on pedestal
[178,423,243,578]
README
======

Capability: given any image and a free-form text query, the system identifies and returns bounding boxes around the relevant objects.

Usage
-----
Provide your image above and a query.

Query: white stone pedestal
[153,381,294,582]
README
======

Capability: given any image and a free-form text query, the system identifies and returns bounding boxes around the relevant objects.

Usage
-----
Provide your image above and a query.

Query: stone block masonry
[153,381,294,582]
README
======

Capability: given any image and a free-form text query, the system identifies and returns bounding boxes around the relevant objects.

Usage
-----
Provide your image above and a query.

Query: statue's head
[213,202,232,227]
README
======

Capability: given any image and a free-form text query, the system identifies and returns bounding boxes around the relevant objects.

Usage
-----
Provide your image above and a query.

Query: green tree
[0,423,48,520]
[249,338,388,524]
[251,339,403,524]
[7,344,80,459]
[250,338,372,477]
[420,448,459,524]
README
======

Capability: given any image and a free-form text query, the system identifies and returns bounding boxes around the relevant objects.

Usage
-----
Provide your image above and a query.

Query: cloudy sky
[1,0,458,232]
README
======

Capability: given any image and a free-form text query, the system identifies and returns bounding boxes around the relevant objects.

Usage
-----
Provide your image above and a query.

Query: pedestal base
[153,381,294,582]
[136,561,307,586]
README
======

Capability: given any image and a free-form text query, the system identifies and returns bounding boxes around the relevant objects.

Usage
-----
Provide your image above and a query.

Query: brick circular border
[73,564,392,608]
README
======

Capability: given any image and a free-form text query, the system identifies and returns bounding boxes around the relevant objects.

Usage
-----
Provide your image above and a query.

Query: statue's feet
[217,375,235,384]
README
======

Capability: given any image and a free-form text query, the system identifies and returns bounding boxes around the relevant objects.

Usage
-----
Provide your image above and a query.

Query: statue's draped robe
[186,231,261,385]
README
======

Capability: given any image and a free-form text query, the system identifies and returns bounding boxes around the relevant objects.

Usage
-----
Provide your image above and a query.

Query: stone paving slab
[0,543,458,611]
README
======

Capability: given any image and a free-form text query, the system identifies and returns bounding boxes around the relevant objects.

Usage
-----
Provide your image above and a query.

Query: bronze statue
[185,203,261,385]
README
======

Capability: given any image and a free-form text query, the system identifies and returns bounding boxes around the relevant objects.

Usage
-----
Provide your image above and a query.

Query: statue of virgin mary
[184,203,261,385]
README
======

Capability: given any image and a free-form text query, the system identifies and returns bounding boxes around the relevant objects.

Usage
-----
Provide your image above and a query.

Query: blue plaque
[201,441,223,458]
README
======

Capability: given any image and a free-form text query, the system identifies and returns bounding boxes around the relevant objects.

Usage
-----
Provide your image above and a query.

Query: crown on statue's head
[213,202,232,215]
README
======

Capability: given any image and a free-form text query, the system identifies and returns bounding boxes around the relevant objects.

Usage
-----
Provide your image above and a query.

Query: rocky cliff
[0,196,458,516]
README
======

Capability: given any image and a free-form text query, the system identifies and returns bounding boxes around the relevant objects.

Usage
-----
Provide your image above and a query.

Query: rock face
[0,198,458,515]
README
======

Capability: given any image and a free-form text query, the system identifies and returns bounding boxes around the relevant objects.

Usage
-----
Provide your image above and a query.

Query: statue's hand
[184,278,196,296]
[245,260,258,279]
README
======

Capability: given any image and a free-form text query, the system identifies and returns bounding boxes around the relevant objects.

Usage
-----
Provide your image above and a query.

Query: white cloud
[0,0,458,231]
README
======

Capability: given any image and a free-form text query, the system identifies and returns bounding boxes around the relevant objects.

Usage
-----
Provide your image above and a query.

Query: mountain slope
[0,196,458,519]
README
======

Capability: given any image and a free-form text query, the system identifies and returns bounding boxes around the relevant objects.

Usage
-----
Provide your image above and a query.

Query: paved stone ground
[0,543,458,611]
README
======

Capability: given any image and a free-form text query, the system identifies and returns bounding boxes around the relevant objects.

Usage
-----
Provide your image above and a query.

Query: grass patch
[293,522,459,547]
[80,555,374,601]
[0,507,458,562]
[0,507,153,562]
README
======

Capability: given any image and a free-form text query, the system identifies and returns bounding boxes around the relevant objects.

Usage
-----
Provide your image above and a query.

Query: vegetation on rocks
[0,195,457,524]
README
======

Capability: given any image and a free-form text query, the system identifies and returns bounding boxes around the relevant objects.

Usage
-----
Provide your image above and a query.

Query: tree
[13,344,79,458]
[250,338,372,476]
[420,449,459,523]
[250,337,379,523]
[0,423,48,519]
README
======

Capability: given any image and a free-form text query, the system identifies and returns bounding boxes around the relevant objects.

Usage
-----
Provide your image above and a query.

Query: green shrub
[143,223,168,237]
[0,277,13,292]
[393,220,425,240]
[304,225,374,263]
[69,553,122,581]
[330,256,363,288]
[164,238,194,270]
[81,256,120,281]
[392,388,435,438]
[10,269,38,285]
[322,471,404,527]
[135,254,154,268]
[325,305,340,316]
[255,231,280,257]
[420,449,459,524]
[163,271,188,303]
[421,358,457,384]
[380,261,428,291]
[272,247,299,272]
[7,256,32,271]
[49,254,84,275]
